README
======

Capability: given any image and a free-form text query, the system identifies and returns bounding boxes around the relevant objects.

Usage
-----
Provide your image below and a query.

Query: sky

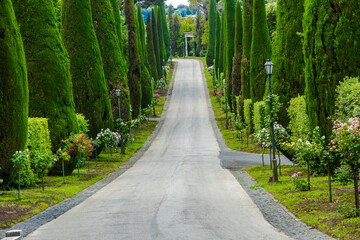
[165,0,189,7]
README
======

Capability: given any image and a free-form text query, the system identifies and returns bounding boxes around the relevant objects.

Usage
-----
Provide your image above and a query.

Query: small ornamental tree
[0,0,29,188]
[13,0,78,150]
[330,118,360,217]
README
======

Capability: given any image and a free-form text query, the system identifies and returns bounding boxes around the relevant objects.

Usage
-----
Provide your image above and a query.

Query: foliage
[155,78,168,90]
[265,1,276,40]
[195,11,205,56]
[287,95,310,140]
[253,101,266,133]
[76,113,89,134]
[152,9,162,77]
[13,0,78,151]
[205,0,216,66]
[263,94,281,127]
[0,0,29,188]
[31,151,55,179]
[334,77,360,121]
[255,122,289,149]
[214,11,221,79]
[11,149,35,187]
[160,3,171,61]
[249,0,272,103]
[243,99,253,133]
[337,204,358,219]
[291,172,309,191]
[334,165,353,186]
[62,0,114,137]
[27,118,52,157]
[109,0,124,54]
[272,0,305,127]
[146,14,159,82]
[95,129,121,149]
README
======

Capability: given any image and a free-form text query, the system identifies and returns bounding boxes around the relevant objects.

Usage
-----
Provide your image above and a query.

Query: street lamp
[264,59,278,182]
[115,88,124,154]
[224,82,229,129]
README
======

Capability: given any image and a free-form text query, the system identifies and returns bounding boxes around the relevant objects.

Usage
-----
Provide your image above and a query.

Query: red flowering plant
[62,133,94,166]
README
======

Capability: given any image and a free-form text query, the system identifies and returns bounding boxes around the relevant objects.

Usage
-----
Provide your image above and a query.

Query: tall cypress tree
[225,0,236,111]
[13,0,78,150]
[206,0,216,66]
[156,6,164,72]
[218,12,225,77]
[0,0,29,187]
[249,0,272,103]
[303,0,360,138]
[214,11,221,79]
[91,0,130,121]
[272,0,305,127]
[62,0,114,137]
[160,3,171,61]
[241,0,253,101]
[168,5,175,56]
[232,0,243,114]
[146,14,158,82]
[125,0,142,117]
[137,4,152,108]
[152,9,161,79]
[195,11,204,56]
[109,0,124,54]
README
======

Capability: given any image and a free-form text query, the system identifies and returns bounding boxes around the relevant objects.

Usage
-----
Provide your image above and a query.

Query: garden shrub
[253,101,266,133]
[287,95,310,140]
[334,164,353,185]
[76,113,89,134]
[243,99,253,133]
[335,77,360,121]
[27,118,52,156]
[12,149,36,188]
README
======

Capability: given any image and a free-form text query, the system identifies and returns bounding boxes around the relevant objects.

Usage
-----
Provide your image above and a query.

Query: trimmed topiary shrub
[243,99,253,133]
[28,118,52,156]
[334,77,360,121]
[0,0,29,188]
[287,95,310,140]
[13,0,78,151]
[253,101,266,133]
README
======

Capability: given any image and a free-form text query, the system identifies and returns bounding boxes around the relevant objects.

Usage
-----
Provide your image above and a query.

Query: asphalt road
[25,59,291,240]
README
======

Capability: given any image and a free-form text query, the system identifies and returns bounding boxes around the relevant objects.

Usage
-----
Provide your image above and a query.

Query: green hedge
[28,118,52,155]
[243,99,253,133]
[287,95,310,140]
[253,101,266,133]
[76,113,89,134]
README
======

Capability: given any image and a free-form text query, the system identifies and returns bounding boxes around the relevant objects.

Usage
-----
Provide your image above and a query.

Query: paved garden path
[25,59,291,239]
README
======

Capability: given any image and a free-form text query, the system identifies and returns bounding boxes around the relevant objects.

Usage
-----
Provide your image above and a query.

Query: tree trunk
[352,167,359,217]
[307,161,311,190]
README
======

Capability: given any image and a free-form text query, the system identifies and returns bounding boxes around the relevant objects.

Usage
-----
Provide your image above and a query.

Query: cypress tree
[62,0,114,137]
[214,11,221,79]
[146,14,158,82]
[303,0,360,138]
[91,0,130,121]
[109,0,123,54]
[160,3,171,61]
[13,0,78,150]
[272,0,305,127]
[206,0,216,66]
[125,0,142,117]
[0,0,29,187]
[156,6,165,71]
[232,0,243,114]
[218,12,225,77]
[225,0,236,111]
[195,11,204,56]
[249,0,272,103]
[241,0,253,101]
[152,9,161,79]
[136,4,152,108]
[168,5,175,56]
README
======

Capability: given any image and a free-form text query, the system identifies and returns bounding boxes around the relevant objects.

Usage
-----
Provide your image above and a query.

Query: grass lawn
[0,63,176,230]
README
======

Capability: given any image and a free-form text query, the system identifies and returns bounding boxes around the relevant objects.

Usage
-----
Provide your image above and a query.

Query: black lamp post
[115,88,124,154]
[264,59,278,182]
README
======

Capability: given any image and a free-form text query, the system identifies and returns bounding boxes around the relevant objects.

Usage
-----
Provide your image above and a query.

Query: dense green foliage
[125,0,142,118]
[75,113,89,134]
[156,7,165,70]
[0,0,29,187]
[249,0,272,103]
[62,0,113,137]
[13,0,78,151]
[253,101,266,133]
[28,118,52,156]
[287,95,310,140]
[272,0,305,127]
[205,0,216,66]
[214,11,221,79]
[160,4,171,61]
[243,99,253,133]
[335,77,360,121]
[152,9,162,78]
[91,0,130,121]
[225,0,236,111]
[241,0,253,102]
[232,0,243,115]
[218,12,225,77]
[146,14,158,81]
[109,0,124,54]
[194,11,204,56]
[303,0,360,138]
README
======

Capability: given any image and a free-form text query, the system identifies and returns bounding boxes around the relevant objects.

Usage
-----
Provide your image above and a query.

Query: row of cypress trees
[210,0,360,140]
[0,0,171,187]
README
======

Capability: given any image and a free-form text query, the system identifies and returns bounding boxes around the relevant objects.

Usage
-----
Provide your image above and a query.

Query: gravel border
[0,63,178,239]
[198,59,335,240]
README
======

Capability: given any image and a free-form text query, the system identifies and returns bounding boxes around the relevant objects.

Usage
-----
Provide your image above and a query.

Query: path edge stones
[198,59,335,240]
[0,62,178,239]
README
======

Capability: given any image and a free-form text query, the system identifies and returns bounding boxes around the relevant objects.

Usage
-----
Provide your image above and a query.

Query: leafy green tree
[0,0,29,187]
[13,0,78,149]
[303,0,360,138]
[156,6,165,69]
[266,1,277,40]
[272,0,305,127]
[152,9,161,78]
[232,0,243,114]
[195,10,205,56]
[249,0,272,103]
[125,0,142,117]
[146,14,158,81]
[206,0,216,66]
[62,0,114,137]
[91,0,130,121]
[214,11,221,79]
[225,0,236,111]
[241,0,253,102]
[172,14,181,56]
[160,3,171,61]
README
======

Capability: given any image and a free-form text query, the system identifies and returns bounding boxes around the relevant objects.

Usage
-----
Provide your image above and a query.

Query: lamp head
[115,88,120,97]
[264,59,274,76]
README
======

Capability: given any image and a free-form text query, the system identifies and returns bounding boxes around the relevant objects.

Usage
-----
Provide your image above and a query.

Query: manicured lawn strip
[246,165,360,240]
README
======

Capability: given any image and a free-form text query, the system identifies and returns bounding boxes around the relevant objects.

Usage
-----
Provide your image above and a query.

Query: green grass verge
[246,165,360,240]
